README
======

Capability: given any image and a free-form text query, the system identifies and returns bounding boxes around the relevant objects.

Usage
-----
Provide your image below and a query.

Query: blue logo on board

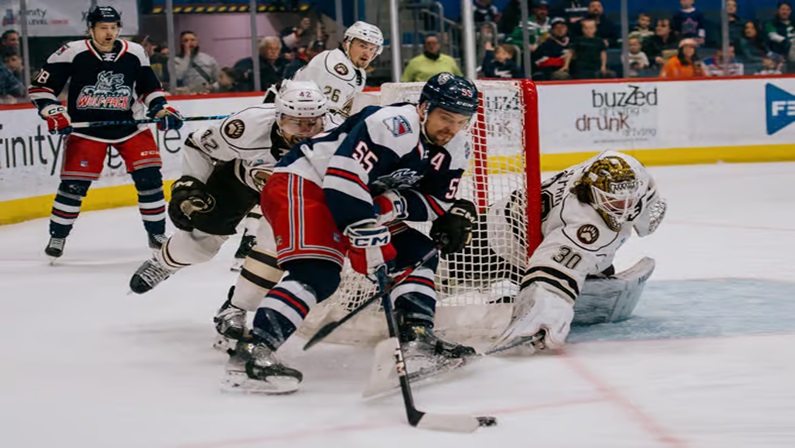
[766,83,795,135]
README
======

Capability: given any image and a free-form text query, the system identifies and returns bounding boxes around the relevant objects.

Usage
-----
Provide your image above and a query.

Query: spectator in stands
[174,31,220,93]
[764,1,795,62]
[553,0,589,25]
[0,58,25,102]
[563,18,615,79]
[133,35,157,58]
[702,44,744,76]
[0,30,20,55]
[575,1,618,48]
[756,55,784,75]
[474,0,501,25]
[535,17,571,79]
[401,34,463,82]
[726,0,743,46]
[3,49,23,83]
[481,41,524,78]
[629,13,655,42]
[643,19,680,68]
[498,0,532,34]
[283,41,325,79]
[737,21,771,67]
[660,38,704,78]
[672,0,707,44]
[623,37,650,77]
[507,0,552,52]
[281,16,315,53]
[234,36,288,92]
[212,67,243,93]
[150,43,170,86]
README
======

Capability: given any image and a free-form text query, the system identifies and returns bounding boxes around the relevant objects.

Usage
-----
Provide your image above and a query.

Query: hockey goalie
[447,150,667,354]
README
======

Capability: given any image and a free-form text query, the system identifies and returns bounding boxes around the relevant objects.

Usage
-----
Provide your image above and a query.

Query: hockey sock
[49,179,91,238]
[132,167,166,235]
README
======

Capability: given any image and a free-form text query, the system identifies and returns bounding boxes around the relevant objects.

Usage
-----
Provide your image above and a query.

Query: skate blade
[230,259,244,272]
[220,370,300,395]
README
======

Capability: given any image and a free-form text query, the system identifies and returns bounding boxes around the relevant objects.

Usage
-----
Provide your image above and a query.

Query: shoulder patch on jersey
[382,115,413,137]
[55,43,70,56]
[224,119,246,139]
[576,224,600,245]
[334,62,349,76]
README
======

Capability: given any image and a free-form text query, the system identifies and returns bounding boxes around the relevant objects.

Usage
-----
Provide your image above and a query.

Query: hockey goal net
[297,79,541,347]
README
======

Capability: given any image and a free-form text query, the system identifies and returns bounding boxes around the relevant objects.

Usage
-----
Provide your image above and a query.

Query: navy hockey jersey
[276,103,471,232]
[29,39,166,142]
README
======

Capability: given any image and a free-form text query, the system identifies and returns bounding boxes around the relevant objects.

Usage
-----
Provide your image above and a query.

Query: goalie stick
[302,245,442,351]
[71,115,230,129]
[373,268,497,432]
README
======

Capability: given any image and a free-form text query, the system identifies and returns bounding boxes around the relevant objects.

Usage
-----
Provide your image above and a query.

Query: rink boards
[2,76,795,224]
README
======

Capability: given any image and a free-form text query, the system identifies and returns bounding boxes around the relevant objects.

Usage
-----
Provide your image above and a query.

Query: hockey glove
[373,190,408,226]
[41,104,72,135]
[430,199,477,255]
[169,176,216,232]
[345,223,397,275]
[148,102,184,131]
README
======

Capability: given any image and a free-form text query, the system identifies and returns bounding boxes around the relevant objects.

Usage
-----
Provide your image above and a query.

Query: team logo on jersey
[55,43,70,56]
[76,71,132,111]
[577,224,600,245]
[334,62,349,76]
[383,115,413,137]
[224,119,246,139]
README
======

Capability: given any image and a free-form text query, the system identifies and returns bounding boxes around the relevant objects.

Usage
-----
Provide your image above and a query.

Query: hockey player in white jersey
[222,73,480,394]
[128,81,328,294]
[491,151,667,354]
[230,21,384,270]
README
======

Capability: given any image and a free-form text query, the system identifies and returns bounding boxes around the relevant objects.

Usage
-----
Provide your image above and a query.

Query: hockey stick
[374,268,497,432]
[302,245,441,351]
[71,115,230,129]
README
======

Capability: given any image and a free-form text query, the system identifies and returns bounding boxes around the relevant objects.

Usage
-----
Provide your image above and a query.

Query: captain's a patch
[383,115,413,137]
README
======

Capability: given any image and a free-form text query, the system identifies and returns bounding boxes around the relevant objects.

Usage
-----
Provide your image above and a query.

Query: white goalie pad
[572,257,656,326]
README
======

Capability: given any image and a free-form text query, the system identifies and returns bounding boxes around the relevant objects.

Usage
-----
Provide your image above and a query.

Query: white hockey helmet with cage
[344,21,384,56]
[577,152,647,229]
[275,80,328,118]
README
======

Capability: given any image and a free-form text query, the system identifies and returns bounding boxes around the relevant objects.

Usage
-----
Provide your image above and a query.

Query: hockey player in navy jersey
[29,6,183,260]
[222,73,480,394]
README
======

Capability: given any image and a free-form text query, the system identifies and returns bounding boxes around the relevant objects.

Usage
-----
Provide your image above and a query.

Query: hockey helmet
[87,6,122,28]
[577,154,643,229]
[419,72,479,117]
[276,80,327,144]
[344,21,384,56]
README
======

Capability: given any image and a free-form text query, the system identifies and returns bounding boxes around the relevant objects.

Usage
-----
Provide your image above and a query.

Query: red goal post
[297,79,542,347]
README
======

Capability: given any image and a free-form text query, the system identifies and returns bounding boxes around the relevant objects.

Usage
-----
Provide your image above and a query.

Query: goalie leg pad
[573,257,656,326]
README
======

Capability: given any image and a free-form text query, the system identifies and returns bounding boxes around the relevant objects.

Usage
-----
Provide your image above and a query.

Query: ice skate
[213,287,248,353]
[129,257,174,294]
[45,236,66,262]
[220,338,302,394]
[398,313,476,379]
[147,232,167,250]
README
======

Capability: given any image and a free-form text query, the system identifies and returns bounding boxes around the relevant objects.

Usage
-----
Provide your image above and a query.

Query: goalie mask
[576,155,643,231]
[275,80,328,146]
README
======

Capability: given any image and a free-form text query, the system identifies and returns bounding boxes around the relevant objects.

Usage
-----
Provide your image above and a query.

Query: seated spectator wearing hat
[535,17,571,79]
[507,1,552,52]
[660,38,704,78]
[643,19,680,68]
[481,41,524,78]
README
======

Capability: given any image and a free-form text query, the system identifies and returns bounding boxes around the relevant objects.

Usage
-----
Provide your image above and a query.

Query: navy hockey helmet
[87,6,122,28]
[418,73,478,117]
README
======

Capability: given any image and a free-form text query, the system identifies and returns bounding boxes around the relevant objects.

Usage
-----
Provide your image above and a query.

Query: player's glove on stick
[148,101,184,131]
[345,223,397,275]
[430,199,477,255]
[169,176,215,232]
[373,190,408,225]
[41,104,72,135]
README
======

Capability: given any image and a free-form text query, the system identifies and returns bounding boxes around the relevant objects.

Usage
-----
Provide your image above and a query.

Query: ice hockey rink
[2,161,794,448]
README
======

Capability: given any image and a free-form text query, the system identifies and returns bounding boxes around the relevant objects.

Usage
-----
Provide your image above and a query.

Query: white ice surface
[2,162,795,447]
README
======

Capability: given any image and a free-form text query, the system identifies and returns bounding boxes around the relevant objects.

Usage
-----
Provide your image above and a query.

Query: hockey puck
[477,416,498,427]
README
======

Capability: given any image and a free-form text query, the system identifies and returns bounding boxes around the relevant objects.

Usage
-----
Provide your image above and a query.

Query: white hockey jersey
[488,151,666,304]
[182,105,291,192]
[291,48,366,125]
[276,103,471,232]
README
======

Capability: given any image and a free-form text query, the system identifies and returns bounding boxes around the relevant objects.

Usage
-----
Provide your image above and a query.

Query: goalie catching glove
[345,223,397,275]
[169,176,216,232]
[430,199,477,255]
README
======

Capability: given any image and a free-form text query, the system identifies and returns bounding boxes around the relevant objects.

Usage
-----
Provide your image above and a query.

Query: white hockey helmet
[275,80,328,118]
[577,152,646,229]
[344,21,384,56]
